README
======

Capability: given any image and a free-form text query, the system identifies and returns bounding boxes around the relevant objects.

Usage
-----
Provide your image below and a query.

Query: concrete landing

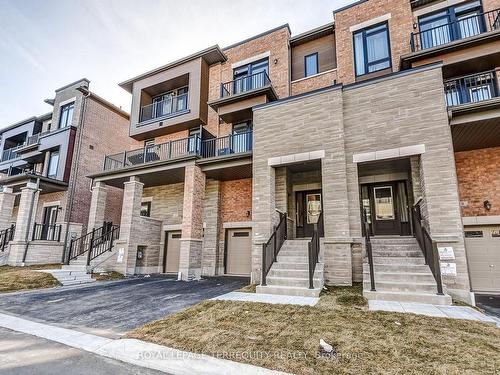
[212,291,319,306]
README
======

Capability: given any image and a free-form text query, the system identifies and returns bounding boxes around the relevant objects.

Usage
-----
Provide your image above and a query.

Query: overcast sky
[0,0,352,128]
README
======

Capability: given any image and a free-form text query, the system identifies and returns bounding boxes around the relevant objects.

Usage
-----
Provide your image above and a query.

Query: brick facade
[219,178,252,237]
[455,146,500,217]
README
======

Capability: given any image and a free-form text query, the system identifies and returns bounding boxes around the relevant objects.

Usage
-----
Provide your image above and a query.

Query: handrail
[261,211,287,286]
[201,131,253,158]
[410,8,500,52]
[67,221,119,265]
[221,71,271,98]
[444,70,498,107]
[0,224,15,251]
[32,223,62,242]
[362,209,376,292]
[411,203,444,295]
[307,211,323,289]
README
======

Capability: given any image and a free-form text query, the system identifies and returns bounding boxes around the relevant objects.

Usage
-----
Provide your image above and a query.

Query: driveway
[475,294,500,319]
[0,275,248,338]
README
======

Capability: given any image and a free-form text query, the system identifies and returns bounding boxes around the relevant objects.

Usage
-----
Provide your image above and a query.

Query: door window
[232,58,269,94]
[306,193,322,224]
[232,122,252,153]
[374,186,395,220]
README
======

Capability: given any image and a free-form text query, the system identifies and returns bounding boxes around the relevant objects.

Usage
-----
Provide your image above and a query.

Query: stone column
[87,182,108,230]
[8,182,39,265]
[116,176,143,275]
[179,164,205,280]
[0,187,15,229]
[202,179,220,276]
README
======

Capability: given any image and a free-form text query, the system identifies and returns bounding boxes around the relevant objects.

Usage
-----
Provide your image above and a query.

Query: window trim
[304,52,319,78]
[353,21,392,77]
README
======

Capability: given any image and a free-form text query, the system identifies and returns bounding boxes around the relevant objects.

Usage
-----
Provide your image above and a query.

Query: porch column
[0,187,15,229]
[117,176,143,275]
[202,179,220,276]
[87,181,108,230]
[179,164,205,280]
[8,181,39,265]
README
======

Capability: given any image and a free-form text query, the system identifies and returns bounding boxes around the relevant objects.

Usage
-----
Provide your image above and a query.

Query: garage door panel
[465,226,500,293]
[227,229,251,276]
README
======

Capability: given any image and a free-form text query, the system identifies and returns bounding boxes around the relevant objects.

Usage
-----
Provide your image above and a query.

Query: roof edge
[222,23,291,50]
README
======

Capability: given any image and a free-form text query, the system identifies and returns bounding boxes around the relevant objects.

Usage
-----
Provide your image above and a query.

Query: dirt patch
[0,266,61,293]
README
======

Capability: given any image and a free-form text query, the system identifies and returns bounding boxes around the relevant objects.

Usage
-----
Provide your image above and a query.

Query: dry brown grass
[129,284,500,375]
[237,284,257,293]
[92,271,124,281]
[0,265,61,293]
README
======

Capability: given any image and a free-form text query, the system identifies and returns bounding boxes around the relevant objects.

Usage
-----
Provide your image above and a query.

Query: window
[354,22,391,76]
[140,201,151,217]
[58,102,74,128]
[418,1,483,49]
[232,58,269,94]
[47,150,59,178]
[304,53,319,77]
[152,86,188,119]
[374,186,394,220]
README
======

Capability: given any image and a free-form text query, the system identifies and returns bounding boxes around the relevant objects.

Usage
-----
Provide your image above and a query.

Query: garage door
[164,231,181,274]
[465,226,500,293]
[226,229,252,275]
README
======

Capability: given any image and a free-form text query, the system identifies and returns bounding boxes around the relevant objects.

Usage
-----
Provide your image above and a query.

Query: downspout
[22,178,40,264]
[61,88,91,263]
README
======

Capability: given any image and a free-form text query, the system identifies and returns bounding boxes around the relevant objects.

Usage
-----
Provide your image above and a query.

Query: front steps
[256,239,324,297]
[363,237,451,305]
[41,265,96,286]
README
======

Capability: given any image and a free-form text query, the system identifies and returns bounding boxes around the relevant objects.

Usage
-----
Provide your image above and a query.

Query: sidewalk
[369,300,499,326]
[0,312,290,375]
[212,291,319,306]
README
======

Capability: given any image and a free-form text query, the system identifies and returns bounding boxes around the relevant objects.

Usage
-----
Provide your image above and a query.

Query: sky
[0,0,352,128]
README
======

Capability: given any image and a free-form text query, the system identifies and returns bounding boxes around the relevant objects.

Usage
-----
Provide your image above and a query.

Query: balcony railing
[140,93,189,122]
[102,131,253,172]
[1,145,21,162]
[220,71,271,98]
[201,131,253,158]
[444,70,498,107]
[103,135,201,171]
[410,8,500,52]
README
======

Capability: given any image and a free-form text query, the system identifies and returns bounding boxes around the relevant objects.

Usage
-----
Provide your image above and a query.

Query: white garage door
[465,226,500,293]
[226,229,252,275]
[164,231,181,274]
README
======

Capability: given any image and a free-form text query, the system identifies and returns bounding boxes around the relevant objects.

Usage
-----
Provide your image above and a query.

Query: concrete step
[371,250,423,257]
[363,263,431,273]
[363,280,439,293]
[370,237,418,245]
[279,248,309,255]
[372,257,426,265]
[62,265,88,271]
[268,267,323,279]
[271,262,310,270]
[363,271,436,283]
[276,254,309,263]
[363,290,452,305]
[371,243,421,251]
[256,285,321,298]
[266,276,323,289]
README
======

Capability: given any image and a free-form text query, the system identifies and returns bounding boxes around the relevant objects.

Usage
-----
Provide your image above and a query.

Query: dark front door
[41,205,58,240]
[361,181,411,236]
[296,190,323,238]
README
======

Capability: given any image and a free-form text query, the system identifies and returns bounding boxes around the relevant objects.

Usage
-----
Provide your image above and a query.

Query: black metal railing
[32,223,62,241]
[1,146,21,162]
[103,135,201,171]
[140,93,189,122]
[67,221,119,265]
[444,70,498,107]
[362,209,376,292]
[410,8,500,52]
[201,131,253,158]
[221,71,271,98]
[307,211,323,289]
[261,211,287,286]
[0,224,15,251]
[411,203,444,295]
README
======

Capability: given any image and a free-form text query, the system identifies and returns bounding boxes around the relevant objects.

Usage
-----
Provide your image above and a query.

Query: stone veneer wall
[143,183,184,225]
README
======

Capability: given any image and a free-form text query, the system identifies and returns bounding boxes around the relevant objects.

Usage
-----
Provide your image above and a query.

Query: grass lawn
[0,264,62,293]
[91,271,125,281]
[129,283,500,374]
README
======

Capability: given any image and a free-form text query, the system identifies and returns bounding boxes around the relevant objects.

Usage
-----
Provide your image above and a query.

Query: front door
[42,205,58,240]
[163,231,181,273]
[361,181,410,236]
[296,190,323,238]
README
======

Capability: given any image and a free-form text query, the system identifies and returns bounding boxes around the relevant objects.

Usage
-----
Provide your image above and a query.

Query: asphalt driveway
[475,294,500,320]
[0,275,248,338]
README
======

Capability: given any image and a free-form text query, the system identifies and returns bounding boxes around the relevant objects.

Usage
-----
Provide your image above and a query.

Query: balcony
[410,9,500,52]
[139,93,189,123]
[444,70,498,107]
[209,71,277,123]
[1,146,21,162]
[102,131,253,172]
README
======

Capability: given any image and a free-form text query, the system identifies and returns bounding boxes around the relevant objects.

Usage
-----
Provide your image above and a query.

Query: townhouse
[62,0,500,304]
[0,79,136,266]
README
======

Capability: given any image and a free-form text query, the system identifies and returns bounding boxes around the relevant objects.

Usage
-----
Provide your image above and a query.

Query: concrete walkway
[0,313,289,375]
[369,300,499,326]
[211,291,319,306]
